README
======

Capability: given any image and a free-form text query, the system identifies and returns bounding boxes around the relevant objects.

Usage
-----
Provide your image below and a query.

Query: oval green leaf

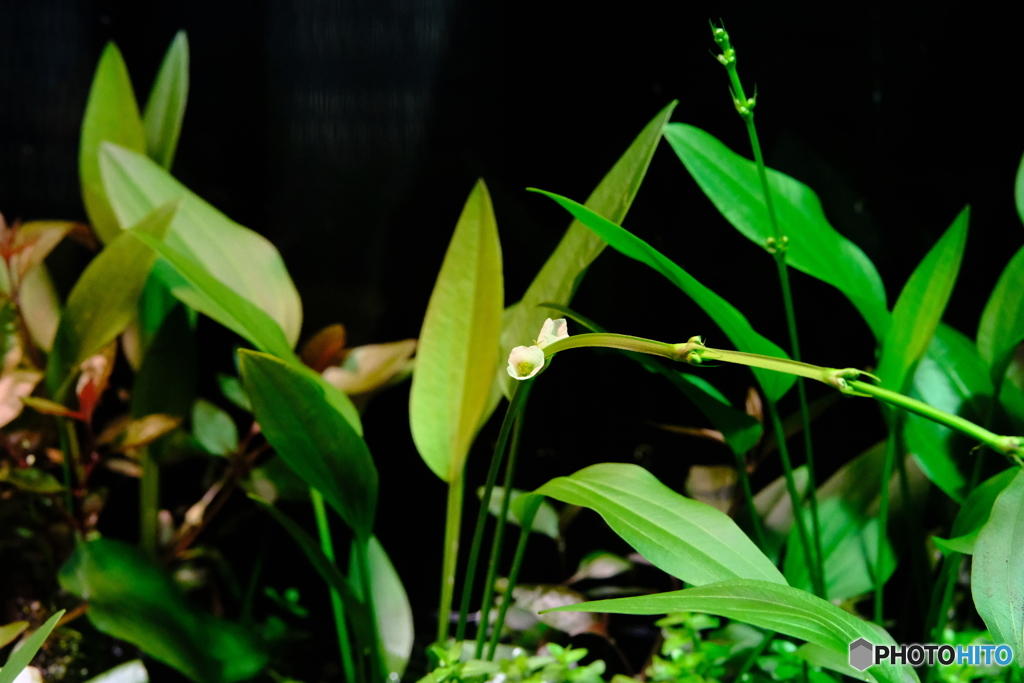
[143,31,189,169]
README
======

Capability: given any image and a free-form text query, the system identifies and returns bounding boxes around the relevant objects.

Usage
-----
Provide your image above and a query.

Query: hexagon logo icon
[849,638,874,671]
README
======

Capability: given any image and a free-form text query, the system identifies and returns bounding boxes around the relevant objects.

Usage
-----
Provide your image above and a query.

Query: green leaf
[904,324,992,502]
[217,374,251,412]
[1016,150,1024,227]
[79,43,147,244]
[143,31,189,169]
[240,350,376,537]
[543,580,913,683]
[349,536,414,679]
[58,538,265,683]
[0,622,28,650]
[978,244,1024,389]
[191,399,238,456]
[664,124,890,340]
[0,610,65,683]
[244,456,309,503]
[131,304,197,419]
[100,143,302,346]
[531,189,795,402]
[533,463,785,586]
[20,265,61,353]
[498,102,678,398]
[0,466,65,494]
[876,208,969,393]
[47,202,177,398]
[409,179,503,482]
[476,485,560,539]
[971,468,1024,664]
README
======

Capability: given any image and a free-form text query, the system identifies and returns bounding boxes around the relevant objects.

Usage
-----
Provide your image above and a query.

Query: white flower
[507,345,545,380]
[535,317,569,349]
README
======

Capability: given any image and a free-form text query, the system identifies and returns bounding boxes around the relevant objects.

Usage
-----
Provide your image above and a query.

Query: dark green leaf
[499,102,678,399]
[0,466,64,494]
[217,374,251,412]
[58,538,265,683]
[240,350,377,537]
[79,43,146,243]
[936,468,1018,555]
[131,304,197,419]
[534,463,784,586]
[876,208,969,393]
[143,31,189,169]
[191,399,238,457]
[978,244,1024,389]
[244,456,308,503]
[47,202,177,398]
[664,124,889,340]
[531,189,795,402]
[409,180,503,482]
[0,610,65,683]
[349,536,414,679]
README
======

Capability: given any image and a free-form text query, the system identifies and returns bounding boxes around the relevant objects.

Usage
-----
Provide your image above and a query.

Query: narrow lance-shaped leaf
[543,580,913,683]
[876,208,969,393]
[533,463,785,586]
[80,43,147,243]
[47,202,177,399]
[531,189,795,402]
[0,610,65,683]
[664,124,890,341]
[240,350,377,537]
[100,143,302,346]
[933,468,1017,555]
[143,31,189,169]
[977,243,1024,389]
[410,179,503,482]
[971,468,1024,664]
[349,536,414,680]
[498,101,678,398]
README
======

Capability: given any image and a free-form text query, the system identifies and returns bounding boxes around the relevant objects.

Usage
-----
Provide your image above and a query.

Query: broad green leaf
[476,486,560,539]
[191,399,238,456]
[410,180,503,482]
[131,304,197,419]
[543,580,912,683]
[532,189,795,401]
[349,536,414,679]
[0,611,64,683]
[664,124,889,340]
[0,622,27,649]
[953,468,1017,542]
[80,43,147,243]
[971,469,1024,664]
[100,143,302,346]
[904,324,992,502]
[498,102,678,398]
[47,202,177,398]
[83,661,148,683]
[240,350,376,537]
[143,31,189,169]
[978,244,1024,389]
[58,538,265,683]
[545,302,761,455]
[876,208,969,393]
[533,463,785,586]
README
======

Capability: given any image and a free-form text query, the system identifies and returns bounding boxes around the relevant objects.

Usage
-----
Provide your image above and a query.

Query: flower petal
[507,345,545,380]
[536,318,569,349]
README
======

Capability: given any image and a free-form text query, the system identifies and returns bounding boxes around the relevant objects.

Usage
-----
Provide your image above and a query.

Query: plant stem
[735,632,774,681]
[767,401,824,597]
[456,380,532,641]
[487,508,536,660]
[57,419,77,527]
[475,410,526,658]
[874,417,901,625]
[140,447,159,557]
[312,488,356,683]
[734,447,768,551]
[437,468,465,643]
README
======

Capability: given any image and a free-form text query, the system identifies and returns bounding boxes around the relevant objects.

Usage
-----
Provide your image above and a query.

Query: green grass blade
[0,611,65,683]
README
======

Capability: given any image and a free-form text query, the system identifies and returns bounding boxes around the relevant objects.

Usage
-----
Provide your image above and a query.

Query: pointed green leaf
[971,468,1024,664]
[498,102,678,398]
[904,324,992,502]
[0,611,65,683]
[531,189,795,401]
[47,202,177,398]
[131,304,197,419]
[876,208,969,393]
[58,538,266,683]
[533,463,785,586]
[0,622,28,650]
[240,350,376,536]
[410,180,503,482]
[100,143,302,346]
[80,43,147,243]
[542,580,913,683]
[664,124,890,340]
[978,244,1024,389]
[349,536,414,679]
[143,31,189,169]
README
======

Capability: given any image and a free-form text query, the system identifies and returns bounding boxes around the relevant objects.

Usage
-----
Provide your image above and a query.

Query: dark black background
[3,0,1023,679]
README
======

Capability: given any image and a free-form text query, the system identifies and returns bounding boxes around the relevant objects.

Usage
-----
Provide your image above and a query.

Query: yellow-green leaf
[143,31,189,169]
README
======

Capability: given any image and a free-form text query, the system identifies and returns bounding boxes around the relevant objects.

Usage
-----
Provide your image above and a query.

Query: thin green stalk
[438,468,465,643]
[487,516,533,660]
[140,447,160,557]
[242,542,266,622]
[767,401,824,597]
[312,488,356,683]
[355,535,386,682]
[735,632,775,681]
[456,380,533,641]
[734,447,768,551]
[874,419,900,625]
[895,443,930,621]
[475,410,526,658]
